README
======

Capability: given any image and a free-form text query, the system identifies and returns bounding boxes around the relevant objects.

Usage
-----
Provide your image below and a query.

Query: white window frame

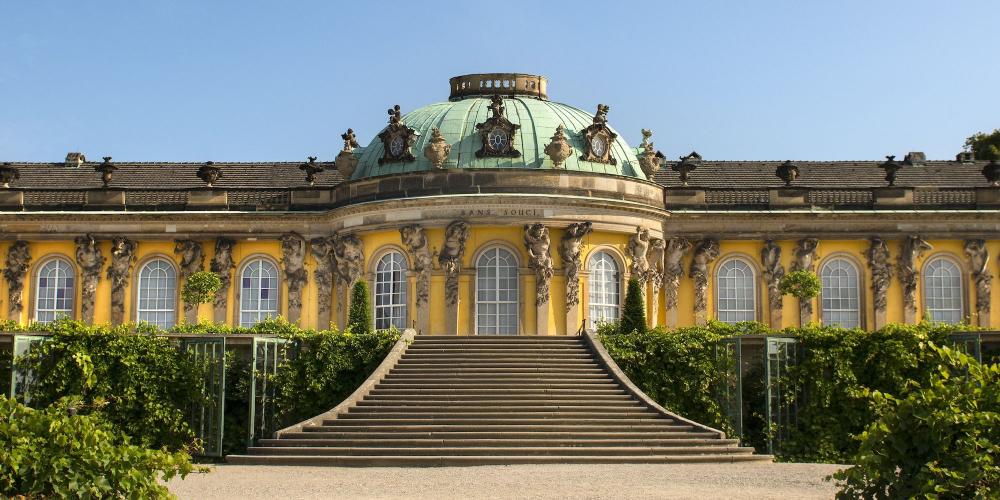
[819,257,861,329]
[136,258,178,329]
[239,258,279,327]
[587,251,621,328]
[923,256,964,324]
[715,258,757,324]
[373,251,408,330]
[34,258,75,323]
[475,246,519,336]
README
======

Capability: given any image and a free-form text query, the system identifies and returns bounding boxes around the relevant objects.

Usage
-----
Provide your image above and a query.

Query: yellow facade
[4,232,997,333]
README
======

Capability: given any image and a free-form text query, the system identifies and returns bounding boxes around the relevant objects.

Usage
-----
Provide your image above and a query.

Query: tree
[965,129,1000,161]
[778,270,821,300]
[180,271,222,307]
[348,280,373,335]
[619,277,646,334]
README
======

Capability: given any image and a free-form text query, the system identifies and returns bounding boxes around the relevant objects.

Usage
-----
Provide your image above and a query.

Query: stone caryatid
[646,237,666,290]
[106,237,136,325]
[761,240,785,326]
[560,221,593,311]
[210,238,236,313]
[438,221,470,307]
[400,225,432,309]
[866,237,893,316]
[333,233,365,292]
[689,239,720,321]
[964,239,992,323]
[3,241,32,318]
[898,235,932,317]
[280,232,308,322]
[791,238,819,323]
[524,223,554,306]
[75,235,105,324]
[174,239,205,320]
[310,236,335,317]
[663,238,692,311]
[628,226,651,283]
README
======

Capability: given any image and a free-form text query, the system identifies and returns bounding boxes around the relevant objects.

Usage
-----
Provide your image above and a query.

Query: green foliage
[348,280,373,335]
[0,396,198,499]
[619,277,647,334]
[598,322,766,435]
[835,345,1000,499]
[181,271,222,306]
[778,270,821,299]
[965,129,1000,161]
[273,329,399,424]
[14,320,207,451]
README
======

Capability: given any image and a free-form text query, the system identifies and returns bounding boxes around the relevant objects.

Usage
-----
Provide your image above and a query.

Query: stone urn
[544,124,573,168]
[423,128,451,169]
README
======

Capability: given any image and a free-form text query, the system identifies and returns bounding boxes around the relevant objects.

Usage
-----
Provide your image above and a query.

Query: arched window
[374,251,407,330]
[820,258,861,328]
[923,257,963,324]
[588,251,620,327]
[715,258,756,324]
[476,247,519,335]
[35,258,74,323]
[239,258,279,327]
[136,259,177,328]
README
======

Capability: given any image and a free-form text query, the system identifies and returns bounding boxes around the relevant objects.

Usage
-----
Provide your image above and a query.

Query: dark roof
[653,160,993,189]
[1,162,343,190]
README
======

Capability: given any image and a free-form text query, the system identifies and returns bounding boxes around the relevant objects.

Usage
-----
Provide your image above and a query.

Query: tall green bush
[0,396,197,498]
[180,271,222,308]
[835,345,1000,499]
[348,280,373,335]
[619,277,646,334]
[272,329,399,424]
[14,320,206,451]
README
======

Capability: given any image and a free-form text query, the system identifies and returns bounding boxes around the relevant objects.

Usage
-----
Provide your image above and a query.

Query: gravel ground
[168,463,845,499]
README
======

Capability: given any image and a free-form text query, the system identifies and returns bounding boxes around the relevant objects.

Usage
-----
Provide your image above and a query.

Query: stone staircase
[227,333,769,466]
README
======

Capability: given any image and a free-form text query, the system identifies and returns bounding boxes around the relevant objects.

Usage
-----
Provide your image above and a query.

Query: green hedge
[0,396,197,499]
[835,345,1000,498]
[14,321,207,452]
[600,321,978,464]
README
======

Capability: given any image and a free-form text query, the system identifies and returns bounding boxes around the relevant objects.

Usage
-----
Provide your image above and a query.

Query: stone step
[414,336,583,341]
[355,400,641,407]
[406,346,591,352]
[227,454,773,466]
[246,446,753,457]
[374,384,620,391]
[401,355,595,362]
[345,406,653,414]
[379,378,616,385]
[280,430,724,440]
[258,437,741,448]
[383,372,611,378]
[369,388,629,395]
[361,394,636,402]
[394,361,601,368]
[388,367,606,374]
[303,424,695,433]
[308,420,689,429]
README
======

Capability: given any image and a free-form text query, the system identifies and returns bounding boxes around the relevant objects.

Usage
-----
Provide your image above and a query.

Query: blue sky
[1,1,997,162]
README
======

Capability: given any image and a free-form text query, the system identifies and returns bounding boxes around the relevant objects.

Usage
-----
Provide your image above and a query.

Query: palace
[1,72,998,334]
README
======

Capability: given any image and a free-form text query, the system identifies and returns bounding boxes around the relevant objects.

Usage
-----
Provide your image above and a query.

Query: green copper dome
[350,74,644,180]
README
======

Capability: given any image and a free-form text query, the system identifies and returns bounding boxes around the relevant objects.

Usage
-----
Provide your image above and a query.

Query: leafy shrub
[14,320,207,451]
[835,345,1000,499]
[599,322,740,434]
[619,277,646,334]
[0,396,197,498]
[348,280,373,335]
[181,271,222,307]
[778,270,821,299]
[273,328,399,424]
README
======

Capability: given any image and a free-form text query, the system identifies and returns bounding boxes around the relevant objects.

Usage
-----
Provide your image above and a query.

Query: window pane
[587,252,620,329]
[35,259,74,323]
[476,248,519,335]
[923,258,963,324]
[820,258,860,328]
[240,259,279,327]
[374,252,408,330]
[136,259,177,329]
[715,259,756,324]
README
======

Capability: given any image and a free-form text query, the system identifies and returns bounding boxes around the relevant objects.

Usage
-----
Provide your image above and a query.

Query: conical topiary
[619,276,646,334]
[348,280,373,335]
